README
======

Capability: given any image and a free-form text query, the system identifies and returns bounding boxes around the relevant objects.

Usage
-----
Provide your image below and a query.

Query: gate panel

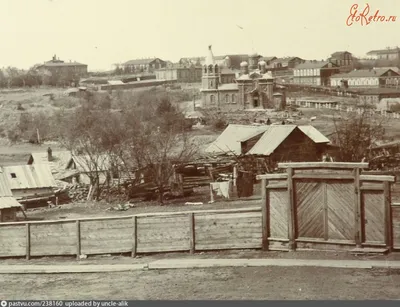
[269,189,288,239]
[326,182,355,241]
[295,181,324,239]
[362,191,385,244]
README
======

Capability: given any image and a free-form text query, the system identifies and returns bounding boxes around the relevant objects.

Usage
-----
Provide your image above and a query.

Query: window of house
[232,94,236,103]
[210,95,215,104]
[10,173,16,179]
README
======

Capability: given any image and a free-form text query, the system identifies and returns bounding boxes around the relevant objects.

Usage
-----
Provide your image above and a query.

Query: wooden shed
[0,169,23,223]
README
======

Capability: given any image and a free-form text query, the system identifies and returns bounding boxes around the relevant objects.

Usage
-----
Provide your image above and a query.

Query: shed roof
[2,164,57,190]
[298,125,331,143]
[0,197,22,209]
[69,155,111,173]
[246,125,297,155]
[29,150,72,174]
[205,124,269,155]
[0,171,13,197]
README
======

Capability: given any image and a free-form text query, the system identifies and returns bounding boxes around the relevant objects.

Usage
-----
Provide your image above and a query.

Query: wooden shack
[0,169,23,223]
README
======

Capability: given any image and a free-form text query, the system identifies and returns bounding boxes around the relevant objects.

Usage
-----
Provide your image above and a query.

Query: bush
[213,117,228,131]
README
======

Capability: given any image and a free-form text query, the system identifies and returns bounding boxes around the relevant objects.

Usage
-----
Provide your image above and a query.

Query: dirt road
[1,266,399,300]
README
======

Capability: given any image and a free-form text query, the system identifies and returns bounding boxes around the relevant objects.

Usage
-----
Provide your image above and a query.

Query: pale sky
[1,0,400,71]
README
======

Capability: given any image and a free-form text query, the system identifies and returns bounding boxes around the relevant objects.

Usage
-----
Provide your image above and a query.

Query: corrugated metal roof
[246,126,297,156]
[2,164,57,190]
[205,124,270,155]
[30,150,72,174]
[0,197,22,209]
[298,125,331,143]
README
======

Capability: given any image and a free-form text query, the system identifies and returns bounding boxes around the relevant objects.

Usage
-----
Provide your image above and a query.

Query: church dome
[258,60,266,66]
[240,61,248,67]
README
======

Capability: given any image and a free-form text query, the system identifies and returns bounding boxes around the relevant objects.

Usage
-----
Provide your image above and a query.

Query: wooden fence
[256,162,398,252]
[0,207,262,259]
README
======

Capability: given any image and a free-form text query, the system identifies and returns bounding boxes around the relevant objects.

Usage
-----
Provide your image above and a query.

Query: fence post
[189,213,195,254]
[76,220,81,260]
[261,178,269,250]
[287,168,295,251]
[354,168,362,248]
[26,223,30,260]
[131,216,137,257]
[384,181,393,251]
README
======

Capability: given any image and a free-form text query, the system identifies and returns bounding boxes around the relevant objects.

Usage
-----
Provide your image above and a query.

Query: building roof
[331,68,399,79]
[246,125,297,155]
[261,56,277,62]
[29,150,72,174]
[331,51,352,57]
[218,83,238,91]
[0,197,22,209]
[205,124,269,155]
[294,61,337,69]
[298,125,331,143]
[122,58,164,65]
[205,124,330,156]
[2,164,57,190]
[0,170,13,197]
[68,154,111,173]
[367,47,400,55]
[41,61,87,67]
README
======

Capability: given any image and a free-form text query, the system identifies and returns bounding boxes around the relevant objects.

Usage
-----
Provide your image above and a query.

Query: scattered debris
[106,203,135,211]
[184,202,203,205]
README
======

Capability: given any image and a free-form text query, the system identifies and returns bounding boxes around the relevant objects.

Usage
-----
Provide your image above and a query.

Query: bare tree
[331,104,386,162]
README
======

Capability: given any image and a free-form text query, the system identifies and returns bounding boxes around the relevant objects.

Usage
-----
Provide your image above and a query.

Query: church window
[210,95,215,104]
[209,65,213,73]
[232,94,236,103]
[210,80,213,87]
[204,66,207,73]
[215,65,219,73]
[225,94,230,103]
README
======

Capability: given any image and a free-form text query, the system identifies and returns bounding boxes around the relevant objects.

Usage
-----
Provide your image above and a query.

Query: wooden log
[189,213,195,254]
[287,167,295,250]
[26,223,30,260]
[76,220,81,259]
[354,168,362,247]
[256,173,288,180]
[132,216,137,257]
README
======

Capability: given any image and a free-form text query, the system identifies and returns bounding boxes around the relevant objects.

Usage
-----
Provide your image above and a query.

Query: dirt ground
[1,266,399,299]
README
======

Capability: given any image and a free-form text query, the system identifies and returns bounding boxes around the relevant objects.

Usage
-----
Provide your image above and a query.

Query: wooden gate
[257,162,395,252]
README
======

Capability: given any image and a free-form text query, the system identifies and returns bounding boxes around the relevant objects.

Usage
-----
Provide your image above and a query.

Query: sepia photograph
[0,0,400,301]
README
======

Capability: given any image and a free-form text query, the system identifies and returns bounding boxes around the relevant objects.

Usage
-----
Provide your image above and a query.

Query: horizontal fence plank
[267,184,288,189]
[360,184,384,191]
[292,174,354,180]
[278,162,368,169]
[360,175,396,182]
[0,207,262,226]
[256,173,288,180]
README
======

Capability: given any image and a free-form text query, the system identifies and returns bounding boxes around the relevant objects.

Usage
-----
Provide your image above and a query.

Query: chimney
[47,147,53,161]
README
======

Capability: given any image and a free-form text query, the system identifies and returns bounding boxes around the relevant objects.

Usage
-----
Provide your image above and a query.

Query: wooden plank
[76,220,81,259]
[354,168,362,247]
[362,191,385,244]
[287,167,295,250]
[295,181,324,239]
[26,223,30,260]
[0,207,261,226]
[360,175,395,182]
[267,184,288,189]
[384,182,392,250]
[327,182,355,241]
[278,162,368,169]
[323,183,328,241]
[189,213,195,254]
[292,174,354,180]
[269,190,289,239]
[132,216,137,257]
[261,178,268,250]
[256,173,288,180]
[360,184,384,191]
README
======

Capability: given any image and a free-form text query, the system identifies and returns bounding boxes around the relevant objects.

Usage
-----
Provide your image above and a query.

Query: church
[200,45,286,111]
